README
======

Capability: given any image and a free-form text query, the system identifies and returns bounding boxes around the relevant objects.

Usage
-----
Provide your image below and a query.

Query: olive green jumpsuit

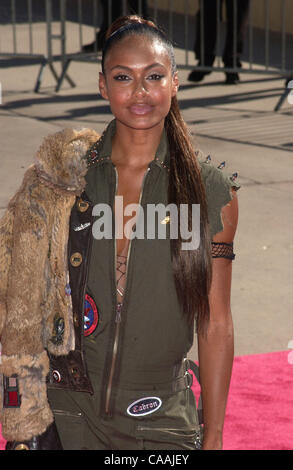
[48,120,240,450]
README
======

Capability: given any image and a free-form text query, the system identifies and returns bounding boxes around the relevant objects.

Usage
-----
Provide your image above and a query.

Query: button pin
[15,443,29,450]
[70,252,83,267]
[77,199,89,213]
[52,370,61,383]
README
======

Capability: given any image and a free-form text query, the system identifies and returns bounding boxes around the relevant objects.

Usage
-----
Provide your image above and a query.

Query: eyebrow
[109,62,166,72]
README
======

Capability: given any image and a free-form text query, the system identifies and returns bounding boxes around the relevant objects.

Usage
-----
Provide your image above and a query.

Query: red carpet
[191,350,293,450]
[1,350,293,450]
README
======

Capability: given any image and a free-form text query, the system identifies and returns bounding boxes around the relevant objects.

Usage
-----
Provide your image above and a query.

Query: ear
[171,72,179,97]
[99,72,109,100]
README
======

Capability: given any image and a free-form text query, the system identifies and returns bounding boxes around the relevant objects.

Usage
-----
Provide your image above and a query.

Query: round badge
[70,252,83,267]
[77,199,89,213]
[52,370,61,383]
[15,443,30,450]
[84,294,99,337]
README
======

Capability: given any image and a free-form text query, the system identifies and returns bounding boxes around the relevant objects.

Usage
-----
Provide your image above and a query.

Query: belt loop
[188,359,200,383]
[184,370,193,389]
[183,357,190,372]
[183,357,193,389]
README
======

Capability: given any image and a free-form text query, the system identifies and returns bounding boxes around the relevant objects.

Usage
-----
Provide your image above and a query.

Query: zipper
[136,426,200,437]
[53,409,83,418]
[104,165,119,415]
[136,425,203,448]
[105,302,122,414]
[137,426,196,432]
[104,165,151,415]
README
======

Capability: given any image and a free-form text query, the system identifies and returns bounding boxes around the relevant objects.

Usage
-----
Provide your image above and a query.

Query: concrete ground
[1,30,293,361]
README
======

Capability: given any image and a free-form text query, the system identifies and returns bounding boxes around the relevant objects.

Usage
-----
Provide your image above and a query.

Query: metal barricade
[53,0,147,92]
[0,0,73,91]
[0,0,137,91]
[35,0,76,92]
[55,0,292,111]
[1,0,292,110]
[149,0,291,74]
[0,0,46,67]
[149,0,292,110]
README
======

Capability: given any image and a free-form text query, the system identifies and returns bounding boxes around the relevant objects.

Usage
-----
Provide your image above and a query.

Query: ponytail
[166,97,212,332]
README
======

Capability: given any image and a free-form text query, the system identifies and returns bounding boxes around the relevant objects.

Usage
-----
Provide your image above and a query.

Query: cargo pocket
[53,409,86,450]
[135,425,203,450]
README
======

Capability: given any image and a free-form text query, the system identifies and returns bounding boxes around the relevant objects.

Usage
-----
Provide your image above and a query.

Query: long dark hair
[102,16,212,334]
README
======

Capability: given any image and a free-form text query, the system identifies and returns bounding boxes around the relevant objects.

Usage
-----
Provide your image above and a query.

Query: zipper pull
[115,303,122,323]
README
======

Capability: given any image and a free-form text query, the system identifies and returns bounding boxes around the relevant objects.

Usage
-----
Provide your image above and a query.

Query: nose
[133,79,148,98]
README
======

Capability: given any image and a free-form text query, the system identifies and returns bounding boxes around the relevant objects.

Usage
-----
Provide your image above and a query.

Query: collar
[87,119,170,171]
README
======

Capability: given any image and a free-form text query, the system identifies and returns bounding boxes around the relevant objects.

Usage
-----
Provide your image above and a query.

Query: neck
[111,120,164,168]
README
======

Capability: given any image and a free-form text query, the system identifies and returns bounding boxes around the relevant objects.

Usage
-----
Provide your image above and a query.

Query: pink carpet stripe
[191,350,293,450]
[1,350,292,450]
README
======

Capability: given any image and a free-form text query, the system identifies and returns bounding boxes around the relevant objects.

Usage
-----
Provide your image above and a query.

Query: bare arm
[198,190,239,450]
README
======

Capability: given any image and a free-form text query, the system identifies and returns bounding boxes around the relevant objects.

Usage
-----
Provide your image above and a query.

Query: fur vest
[0,127,99,441]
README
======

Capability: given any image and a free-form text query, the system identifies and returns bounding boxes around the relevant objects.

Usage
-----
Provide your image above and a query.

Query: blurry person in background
[188,0,250,84]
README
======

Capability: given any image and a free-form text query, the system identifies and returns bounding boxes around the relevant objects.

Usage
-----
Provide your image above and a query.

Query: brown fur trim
[0,207,14,336]
[0,351,53,441]
[34,128,100,194]
[0,168,50,356]
[41,193,76,355]
[0,128,100,438]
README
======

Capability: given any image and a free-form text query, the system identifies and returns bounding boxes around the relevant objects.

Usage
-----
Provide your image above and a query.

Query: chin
[116,115,167,131]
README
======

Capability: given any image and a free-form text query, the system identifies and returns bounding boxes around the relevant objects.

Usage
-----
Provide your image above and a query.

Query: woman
[0,16,239,450]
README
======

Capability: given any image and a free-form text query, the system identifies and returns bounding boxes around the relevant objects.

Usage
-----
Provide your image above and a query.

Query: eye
[113,74,131,81]
[148,73,164,80]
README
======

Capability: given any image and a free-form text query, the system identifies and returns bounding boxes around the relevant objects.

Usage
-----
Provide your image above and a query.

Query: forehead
[104,34,172,70]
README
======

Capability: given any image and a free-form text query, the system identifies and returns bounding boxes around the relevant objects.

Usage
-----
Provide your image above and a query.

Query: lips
[129,104,153,115]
